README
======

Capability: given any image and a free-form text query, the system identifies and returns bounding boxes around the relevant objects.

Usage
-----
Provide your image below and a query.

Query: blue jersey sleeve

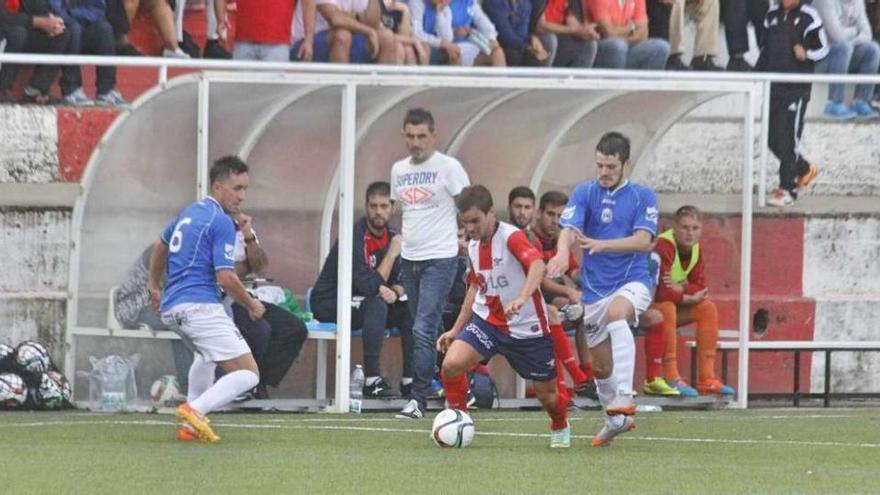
[633,186,659,237]
[212,215,237,271]
[559,182,590,233]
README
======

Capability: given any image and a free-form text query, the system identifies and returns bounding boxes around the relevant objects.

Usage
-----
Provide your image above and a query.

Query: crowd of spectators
[1,0,878,109]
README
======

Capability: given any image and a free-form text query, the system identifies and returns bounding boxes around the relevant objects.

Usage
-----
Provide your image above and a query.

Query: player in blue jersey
[147,156,266,443]
[547,131,659,447]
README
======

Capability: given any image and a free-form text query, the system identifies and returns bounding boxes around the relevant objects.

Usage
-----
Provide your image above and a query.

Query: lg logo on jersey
[476,273,509,294]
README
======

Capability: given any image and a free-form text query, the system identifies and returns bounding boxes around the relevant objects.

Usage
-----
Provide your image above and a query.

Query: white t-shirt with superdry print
[391,151,470,261]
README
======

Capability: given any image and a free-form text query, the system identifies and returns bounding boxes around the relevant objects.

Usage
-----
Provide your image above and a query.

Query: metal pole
[735,86,757,409]
[196,78,210,199]
[758,80,771,207]
[335,83,357,413]
[159,65,168,85]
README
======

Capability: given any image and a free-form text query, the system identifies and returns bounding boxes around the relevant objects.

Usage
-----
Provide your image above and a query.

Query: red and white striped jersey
[466,221,550,339]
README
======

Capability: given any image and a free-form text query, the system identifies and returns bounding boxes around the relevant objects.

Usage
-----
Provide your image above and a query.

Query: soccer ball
[0,372,28,409]
[30,371,72,410]
[15,341,52,378]
[150,375,182,404]
[431,409,475,448]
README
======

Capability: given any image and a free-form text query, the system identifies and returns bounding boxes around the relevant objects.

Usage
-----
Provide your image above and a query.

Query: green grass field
[1,407,879,494]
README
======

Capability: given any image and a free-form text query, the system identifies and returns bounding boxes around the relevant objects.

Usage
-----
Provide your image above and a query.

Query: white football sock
[596,376,617,408]
[607,319,636,396]
[191,369,259,414]
[187,353,216,403]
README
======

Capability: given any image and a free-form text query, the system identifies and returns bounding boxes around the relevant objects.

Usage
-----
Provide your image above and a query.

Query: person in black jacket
[311,181,414,399]
[756,0,829,207]
[0,0,70,103]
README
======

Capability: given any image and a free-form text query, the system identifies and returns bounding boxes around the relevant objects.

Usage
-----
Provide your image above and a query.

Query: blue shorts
[456,315,556,381]
[291,30,372,63]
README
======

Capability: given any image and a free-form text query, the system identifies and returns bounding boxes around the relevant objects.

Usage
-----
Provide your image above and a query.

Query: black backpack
[468,371,498,409]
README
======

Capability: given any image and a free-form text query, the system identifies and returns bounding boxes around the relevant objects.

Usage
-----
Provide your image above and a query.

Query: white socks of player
[191,369,259,415]
[607,319,635,396]
[187,353,217,403]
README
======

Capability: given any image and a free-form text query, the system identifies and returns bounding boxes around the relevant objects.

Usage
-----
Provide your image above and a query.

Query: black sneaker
[400,380,412,398]
[575,380,599,401]
[666,54,689,71]
[726,55,752,72]
[116,43,143,57]
[363,377,397,398]
[690,55,723,71]
[203,39,232,59]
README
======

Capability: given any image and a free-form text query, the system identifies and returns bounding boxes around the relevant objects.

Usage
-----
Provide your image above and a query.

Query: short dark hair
[674,205,703,222]
[456,185,494,214]
[596,131,631,164]
[403,108,435,132]
[539,190,568,210]
[365,181,391,201]
[209,155,249,185]
[507,186,535,206]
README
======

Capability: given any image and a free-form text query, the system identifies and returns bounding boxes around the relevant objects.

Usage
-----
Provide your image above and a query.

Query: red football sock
[580,361,596,381]
[546,389,569,431]
[441,371,469,411]
[549,324,588,386]
[645,321,665,381]
[555,358,568,397]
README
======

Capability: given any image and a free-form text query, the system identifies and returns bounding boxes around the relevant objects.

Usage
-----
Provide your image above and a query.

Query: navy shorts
[456,315,556,381]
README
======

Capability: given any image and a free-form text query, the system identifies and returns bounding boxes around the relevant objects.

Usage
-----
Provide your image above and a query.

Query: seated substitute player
[147,156,265,443]
[436,185,571,448]
[548,131,658,447]
[645,205,735,396]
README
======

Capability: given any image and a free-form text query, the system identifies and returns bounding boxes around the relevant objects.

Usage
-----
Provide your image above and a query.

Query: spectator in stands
[105,0,141,55]
[483,0,551,66]
[758,0,827,207]
[311,181,414,399]
[0,0,70,104]
[291,0,397,63]
[645,205,734,396]
[532,0,598,68]
[227,210,308,399]
[231,0,313,61]
[392,108,470,419]
[121,0,189,57]
[814,0,880,119]
[647,0,721,70]
[379,0,429,64]
[720,0,768,71]
[411,0,506,66]
[173,0,231,58]
[507,185,535,230]
[52,0,127,106]
[409,0,461,64]
[590,0,671,70]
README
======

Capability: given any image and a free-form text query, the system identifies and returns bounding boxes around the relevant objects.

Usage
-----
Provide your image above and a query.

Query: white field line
[1,419,879,449]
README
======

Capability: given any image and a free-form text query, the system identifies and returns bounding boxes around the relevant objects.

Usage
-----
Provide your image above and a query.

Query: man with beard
[311,181,415,399]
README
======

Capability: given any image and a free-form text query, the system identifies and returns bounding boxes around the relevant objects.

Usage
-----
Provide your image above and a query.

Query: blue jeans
[594,37,671,70]
[819,41,880,103]
[400,257,458,409]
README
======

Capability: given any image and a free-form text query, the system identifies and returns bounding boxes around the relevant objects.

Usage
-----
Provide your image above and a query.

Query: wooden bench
[685,340,880,407]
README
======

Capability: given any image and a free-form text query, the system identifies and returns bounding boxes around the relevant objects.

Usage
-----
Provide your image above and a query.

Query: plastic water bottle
[350,365,364,414]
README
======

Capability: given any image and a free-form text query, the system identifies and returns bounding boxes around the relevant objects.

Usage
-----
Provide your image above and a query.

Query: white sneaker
[767,188,794,207]
[395,399,423,419]
[591,415,635,447]
[162,47,191,59]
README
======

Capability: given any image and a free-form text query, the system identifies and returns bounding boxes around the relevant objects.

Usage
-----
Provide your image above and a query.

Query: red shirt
[543,0,568,25]
[588,0,647,27]
[653,236,706,304]
[235,0,296,45]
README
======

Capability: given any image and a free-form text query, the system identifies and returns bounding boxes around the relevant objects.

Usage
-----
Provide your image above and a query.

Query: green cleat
[643,377,681,396]
[550,422,571,448]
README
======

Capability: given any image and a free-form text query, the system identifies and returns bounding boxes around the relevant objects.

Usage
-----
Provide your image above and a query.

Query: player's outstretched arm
[437,284,477,352]
[547,228,575,278]
[217,269,265,320]
[505,259,546,318]
[146,239,168,312]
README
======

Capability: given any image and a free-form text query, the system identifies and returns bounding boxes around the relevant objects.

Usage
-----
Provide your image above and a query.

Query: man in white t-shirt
[291,0,398,63]
[391,108,471,419]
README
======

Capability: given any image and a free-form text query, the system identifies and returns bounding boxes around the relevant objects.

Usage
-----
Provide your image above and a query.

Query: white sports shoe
[606,393,637,416]
[163,47,191,59]
[591,415,635,447]
[395,399,423,419]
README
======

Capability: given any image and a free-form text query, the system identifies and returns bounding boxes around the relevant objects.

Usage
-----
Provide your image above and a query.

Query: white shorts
[161,303,251,362]
[581,282,652,348]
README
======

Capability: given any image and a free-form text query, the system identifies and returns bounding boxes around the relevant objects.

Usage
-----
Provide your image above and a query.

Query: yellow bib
[658,229,699,284]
